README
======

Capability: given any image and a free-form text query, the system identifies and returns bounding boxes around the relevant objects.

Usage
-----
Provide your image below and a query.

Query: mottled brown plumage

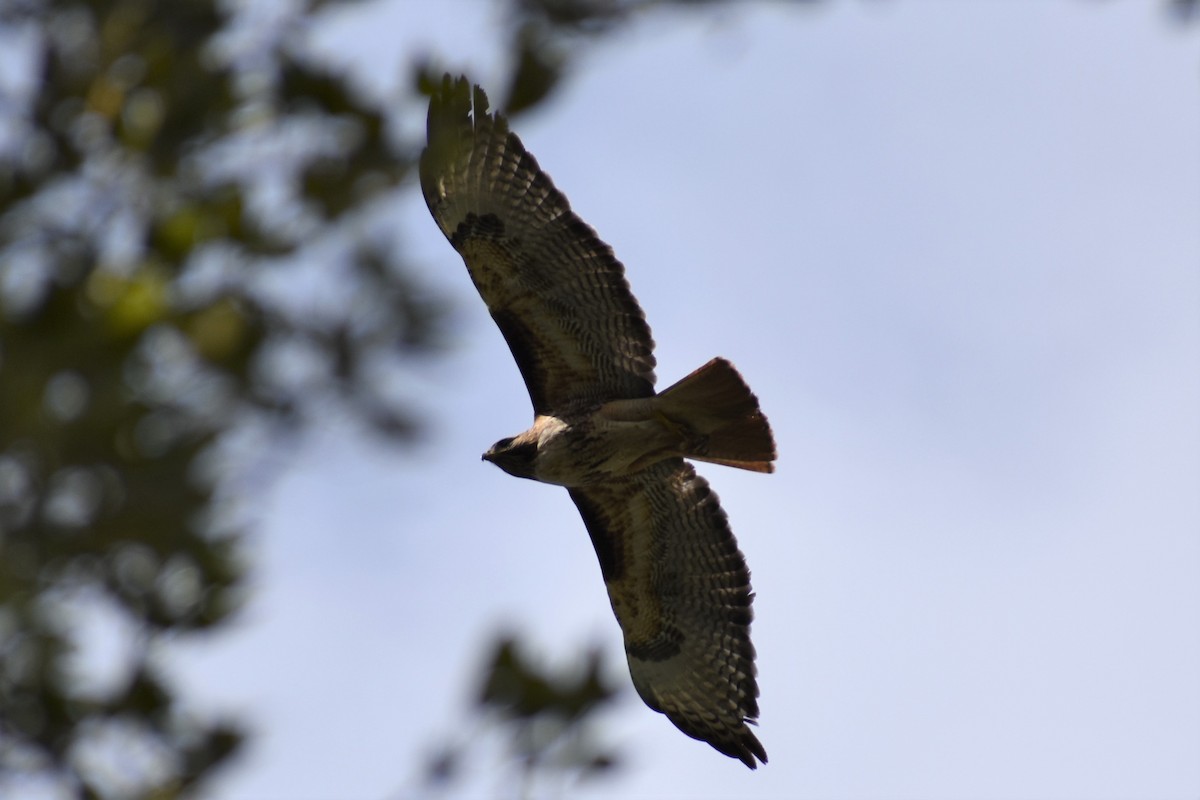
[420,75,774,768]
[420,78,655,416]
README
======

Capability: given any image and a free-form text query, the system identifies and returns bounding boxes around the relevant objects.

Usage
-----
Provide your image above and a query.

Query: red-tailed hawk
[420,75,776,768]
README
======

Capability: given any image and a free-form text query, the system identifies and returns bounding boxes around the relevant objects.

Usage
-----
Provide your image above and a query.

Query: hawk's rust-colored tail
[655,358,776,474]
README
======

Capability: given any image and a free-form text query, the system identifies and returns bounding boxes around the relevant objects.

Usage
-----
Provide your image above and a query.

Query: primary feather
[421,75,656,415]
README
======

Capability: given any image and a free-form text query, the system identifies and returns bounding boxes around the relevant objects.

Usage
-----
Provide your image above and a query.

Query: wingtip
[425,73,469,141]
[744,730,769,769]
[425,72,500,135]
[471,80,491,119]
[726,725,768,770]
[420,72,508,199]
[670,711,768,769]
[421,74,506,214]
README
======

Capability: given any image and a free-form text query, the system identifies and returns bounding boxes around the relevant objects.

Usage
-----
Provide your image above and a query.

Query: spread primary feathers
[420,75,775,768]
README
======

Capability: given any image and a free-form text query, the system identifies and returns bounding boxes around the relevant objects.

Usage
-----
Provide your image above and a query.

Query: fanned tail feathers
[656,358,776,473]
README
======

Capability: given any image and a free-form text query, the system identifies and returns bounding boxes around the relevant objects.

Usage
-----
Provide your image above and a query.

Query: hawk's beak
[481,450,495,463]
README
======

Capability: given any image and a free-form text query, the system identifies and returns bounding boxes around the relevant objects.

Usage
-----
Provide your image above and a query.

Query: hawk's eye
[494,437,515,451]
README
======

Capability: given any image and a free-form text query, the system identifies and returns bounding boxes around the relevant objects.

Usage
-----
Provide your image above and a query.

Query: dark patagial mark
[490,307,551,414]
[568,488,623,583]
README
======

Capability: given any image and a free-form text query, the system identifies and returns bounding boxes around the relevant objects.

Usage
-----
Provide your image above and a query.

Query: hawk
[420,75,776,768]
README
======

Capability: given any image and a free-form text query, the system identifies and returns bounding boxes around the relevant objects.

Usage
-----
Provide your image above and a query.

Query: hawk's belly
[531,413,677,487]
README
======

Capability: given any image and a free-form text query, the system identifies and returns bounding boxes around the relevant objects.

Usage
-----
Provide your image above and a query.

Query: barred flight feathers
[569,459,766,768]
[420,75,656,415]
[421,74,773,769]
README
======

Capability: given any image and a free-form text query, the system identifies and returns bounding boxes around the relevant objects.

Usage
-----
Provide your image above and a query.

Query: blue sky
[157,2,1200,798]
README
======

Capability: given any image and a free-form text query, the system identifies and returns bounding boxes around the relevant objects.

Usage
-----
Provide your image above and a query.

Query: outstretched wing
[420,75,656,415]
[568,459,766,768]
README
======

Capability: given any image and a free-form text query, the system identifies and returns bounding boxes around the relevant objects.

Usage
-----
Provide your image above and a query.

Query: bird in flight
[420,75,776,768]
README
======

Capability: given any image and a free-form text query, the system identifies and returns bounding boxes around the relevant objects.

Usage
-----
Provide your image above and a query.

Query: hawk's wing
[420,75,656,414]
[568,459,767,768]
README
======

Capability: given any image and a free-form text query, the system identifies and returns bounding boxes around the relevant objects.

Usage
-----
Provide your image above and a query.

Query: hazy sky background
[160,2,1200,798]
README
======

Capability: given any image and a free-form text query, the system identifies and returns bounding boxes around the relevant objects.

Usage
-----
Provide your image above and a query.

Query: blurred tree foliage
[403,635,620,800]
[0,0,441,795]
[0,0,1193,797]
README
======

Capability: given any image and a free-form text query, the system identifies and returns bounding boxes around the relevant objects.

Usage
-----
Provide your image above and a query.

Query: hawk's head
[483,434,538,480]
